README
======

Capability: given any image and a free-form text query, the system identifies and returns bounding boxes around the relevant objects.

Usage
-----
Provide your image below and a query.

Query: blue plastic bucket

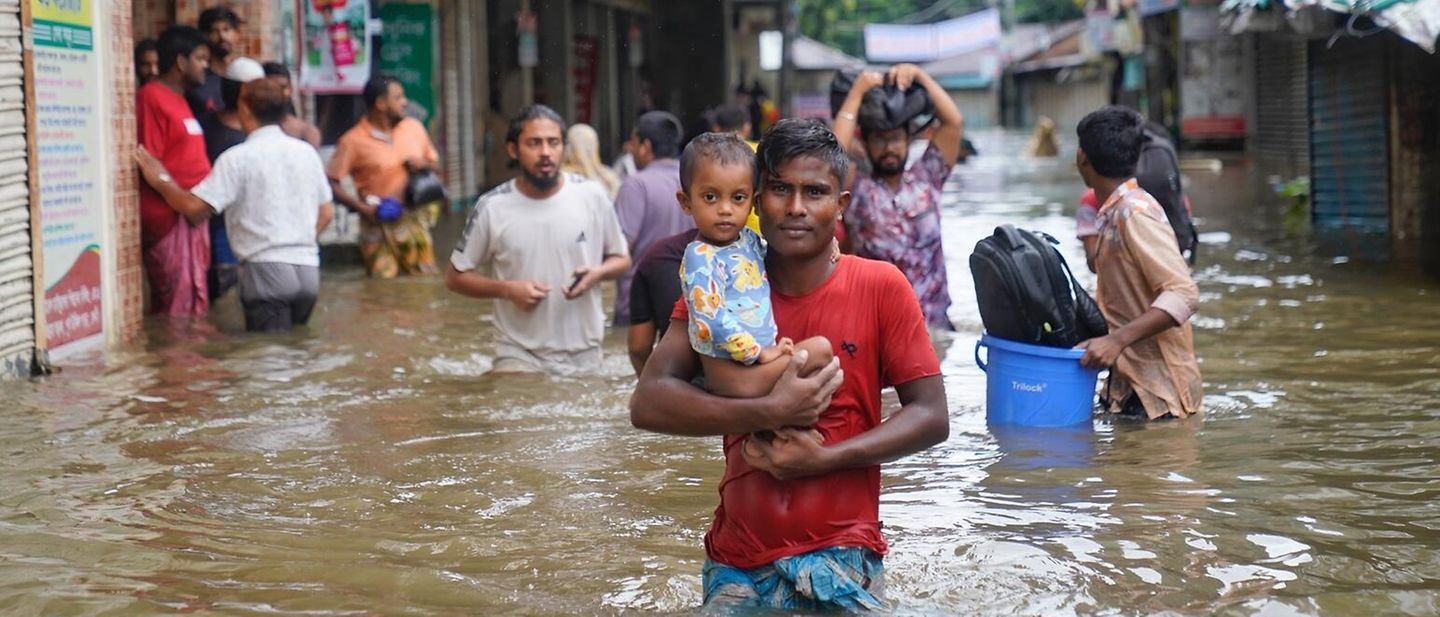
[975,334,1101,426]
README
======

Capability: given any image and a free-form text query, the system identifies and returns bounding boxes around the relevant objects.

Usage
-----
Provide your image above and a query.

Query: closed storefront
[1309,36,1388,234]
[0,0,30,377]
[1253,35,1309,173]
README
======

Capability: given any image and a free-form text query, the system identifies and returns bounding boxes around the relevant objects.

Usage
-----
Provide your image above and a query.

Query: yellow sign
[31,0,92,29]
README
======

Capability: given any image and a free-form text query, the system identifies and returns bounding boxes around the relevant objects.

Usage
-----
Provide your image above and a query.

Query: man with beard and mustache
[446,105,631,375]
[328,76,442,277]
[832,63,964,330]
[188,7,242,117]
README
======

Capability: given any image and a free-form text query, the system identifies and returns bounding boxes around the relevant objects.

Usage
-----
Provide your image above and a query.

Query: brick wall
[133,0,173,41]
[110,0,144,342]
[175,1,280,61]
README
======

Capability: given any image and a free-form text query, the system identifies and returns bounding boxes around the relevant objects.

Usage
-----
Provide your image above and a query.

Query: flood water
[2,130,1438,615]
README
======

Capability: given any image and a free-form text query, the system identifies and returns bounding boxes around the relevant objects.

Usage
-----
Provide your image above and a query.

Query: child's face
[679,161,755,245]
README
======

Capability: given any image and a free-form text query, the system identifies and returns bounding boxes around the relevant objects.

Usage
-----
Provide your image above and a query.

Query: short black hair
[635,111,683,159]
[135,38,157,59]
[157,26,208,74]
[679,132,757,193]
[261,61,290,79]
[756,118,849,189]
[713,104,749,133]
[198,7,241,34]
[1077,105,1145,179]
[362,75,399,110]
[241,78,288,126]
[506,104,566,145]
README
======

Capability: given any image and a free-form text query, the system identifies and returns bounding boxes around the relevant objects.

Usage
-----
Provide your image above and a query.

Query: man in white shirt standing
[135,78,335,332]
[445,104,630,375]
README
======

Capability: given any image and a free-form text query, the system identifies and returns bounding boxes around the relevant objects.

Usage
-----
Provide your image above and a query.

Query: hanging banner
[863,9,1002,63]
[32,0,104,352]
[573,35,598,124]
[379,3,435,123]
[301,0,372,94]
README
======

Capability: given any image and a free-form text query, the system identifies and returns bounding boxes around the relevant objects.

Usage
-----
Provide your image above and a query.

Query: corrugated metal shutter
[0,0,32,378]
[1254,36,1308,172]
[1309,37,1388,233]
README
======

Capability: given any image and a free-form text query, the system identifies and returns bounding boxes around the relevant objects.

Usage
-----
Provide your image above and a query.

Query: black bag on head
[829,67,934,133]
[970,225,1108,348]
[1135,124,1198,264]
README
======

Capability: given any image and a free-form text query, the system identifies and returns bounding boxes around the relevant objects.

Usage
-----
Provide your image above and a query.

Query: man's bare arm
[629,321,842,436]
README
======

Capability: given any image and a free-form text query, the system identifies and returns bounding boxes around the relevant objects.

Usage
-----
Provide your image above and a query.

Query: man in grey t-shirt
[445,105,630,375]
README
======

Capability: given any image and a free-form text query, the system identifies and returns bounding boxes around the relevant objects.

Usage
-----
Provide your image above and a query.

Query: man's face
[138,50,160,84]
[758,155,849,261]
[863,127,909,176]
[509,118,565,190]
[382,82,408,122]
[629,131,654,169]
[178,46,211,88]
[208,21,238,58]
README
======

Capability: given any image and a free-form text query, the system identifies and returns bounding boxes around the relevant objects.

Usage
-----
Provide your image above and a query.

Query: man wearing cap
[832,63,965,330]
[199,56,265,301]
[136,78,335,333]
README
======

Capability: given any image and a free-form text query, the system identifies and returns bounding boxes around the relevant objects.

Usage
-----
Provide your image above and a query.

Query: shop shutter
[1254,36,1308,172]
[1309,36,1388,233]
[0,0,32,377]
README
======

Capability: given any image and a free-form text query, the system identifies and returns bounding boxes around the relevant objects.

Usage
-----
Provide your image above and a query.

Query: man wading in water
[630,119,948,611]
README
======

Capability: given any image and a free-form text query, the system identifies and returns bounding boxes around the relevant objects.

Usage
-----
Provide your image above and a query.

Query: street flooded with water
[2,130,1438,615]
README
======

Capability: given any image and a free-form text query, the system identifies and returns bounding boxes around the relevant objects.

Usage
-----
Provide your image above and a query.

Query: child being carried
[677,132,835,442]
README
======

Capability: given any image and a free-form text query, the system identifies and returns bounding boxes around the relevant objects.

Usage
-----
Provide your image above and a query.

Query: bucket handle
[974,339,987,373]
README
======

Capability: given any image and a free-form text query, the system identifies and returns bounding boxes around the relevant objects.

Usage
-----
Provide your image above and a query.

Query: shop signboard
[379,3,435,123]
[32,0,105,352]
[302,0,372,94]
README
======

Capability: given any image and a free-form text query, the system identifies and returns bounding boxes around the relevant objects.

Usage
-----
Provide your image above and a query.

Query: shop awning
[1222,0,1440,52]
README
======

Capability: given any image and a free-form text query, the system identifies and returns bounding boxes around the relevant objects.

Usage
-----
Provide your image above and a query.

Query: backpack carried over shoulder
[970,225,1109,348]
[1135,125,1198,264]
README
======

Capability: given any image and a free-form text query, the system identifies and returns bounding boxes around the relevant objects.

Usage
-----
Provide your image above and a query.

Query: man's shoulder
[562,174,613,205]
[473,179,519,211]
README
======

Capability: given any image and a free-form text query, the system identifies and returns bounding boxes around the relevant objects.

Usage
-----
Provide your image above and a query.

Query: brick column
[110,0,144,342]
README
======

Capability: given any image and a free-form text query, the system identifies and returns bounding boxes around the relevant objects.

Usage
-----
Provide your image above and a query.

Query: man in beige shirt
[1074,106,1202,419]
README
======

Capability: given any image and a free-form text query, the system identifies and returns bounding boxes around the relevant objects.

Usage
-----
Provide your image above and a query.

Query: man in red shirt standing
[136,26,212,316]
[630,119,949,610]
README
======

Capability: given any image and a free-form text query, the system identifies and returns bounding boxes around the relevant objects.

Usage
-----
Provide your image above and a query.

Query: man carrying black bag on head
[831,64,965,331]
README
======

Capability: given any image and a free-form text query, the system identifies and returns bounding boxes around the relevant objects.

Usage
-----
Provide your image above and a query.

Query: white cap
[224,57,265,83]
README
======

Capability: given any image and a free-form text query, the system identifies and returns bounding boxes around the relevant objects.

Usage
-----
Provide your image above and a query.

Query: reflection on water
[2,130,1439,615]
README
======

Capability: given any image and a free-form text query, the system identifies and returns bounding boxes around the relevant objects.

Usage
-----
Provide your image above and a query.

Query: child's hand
[756,342,793,365]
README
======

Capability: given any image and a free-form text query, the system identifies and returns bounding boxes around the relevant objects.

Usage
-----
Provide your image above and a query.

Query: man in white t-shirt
[445,104,630,374]
[135,78,334,332]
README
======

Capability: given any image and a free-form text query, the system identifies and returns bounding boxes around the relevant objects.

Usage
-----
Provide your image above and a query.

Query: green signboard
[379,3,437,125]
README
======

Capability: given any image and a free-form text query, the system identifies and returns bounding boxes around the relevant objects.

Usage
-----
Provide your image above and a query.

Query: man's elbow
[442,266,465,294]
[628,389,659,431]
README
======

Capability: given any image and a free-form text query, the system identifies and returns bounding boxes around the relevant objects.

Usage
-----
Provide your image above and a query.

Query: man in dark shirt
[188,7,242,117]
[199,57,263,300]
[627,229,694,376]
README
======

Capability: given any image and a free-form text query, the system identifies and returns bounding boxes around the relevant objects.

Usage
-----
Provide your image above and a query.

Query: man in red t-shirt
[631,119,948,610]
[136,26,213,316]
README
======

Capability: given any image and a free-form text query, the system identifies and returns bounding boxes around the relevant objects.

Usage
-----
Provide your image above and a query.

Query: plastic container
[975,334,1100,426]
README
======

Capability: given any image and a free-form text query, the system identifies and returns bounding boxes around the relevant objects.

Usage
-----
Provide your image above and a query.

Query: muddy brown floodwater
[2,131,1438,616]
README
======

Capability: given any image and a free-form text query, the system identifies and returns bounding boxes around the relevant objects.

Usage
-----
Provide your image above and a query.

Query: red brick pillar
[110,0,144,342]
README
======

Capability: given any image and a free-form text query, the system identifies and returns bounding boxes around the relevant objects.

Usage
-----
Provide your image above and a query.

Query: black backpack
[1135,125,1198,264]
[970,225,1109,348]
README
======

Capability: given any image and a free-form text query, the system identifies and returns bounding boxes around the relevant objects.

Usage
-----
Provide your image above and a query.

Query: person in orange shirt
[327,76,441,278]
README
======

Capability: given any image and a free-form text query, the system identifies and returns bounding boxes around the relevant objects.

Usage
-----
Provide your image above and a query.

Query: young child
[677,132,834,412]
[1074,106,1202,420]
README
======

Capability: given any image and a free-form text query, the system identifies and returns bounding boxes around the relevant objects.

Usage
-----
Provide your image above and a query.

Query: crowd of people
[130,28,1202,607]
[133,9,442,332]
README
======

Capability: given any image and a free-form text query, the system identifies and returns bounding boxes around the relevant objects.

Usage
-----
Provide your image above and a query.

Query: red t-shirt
[136,81,211,245]
[670,255,942,568]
